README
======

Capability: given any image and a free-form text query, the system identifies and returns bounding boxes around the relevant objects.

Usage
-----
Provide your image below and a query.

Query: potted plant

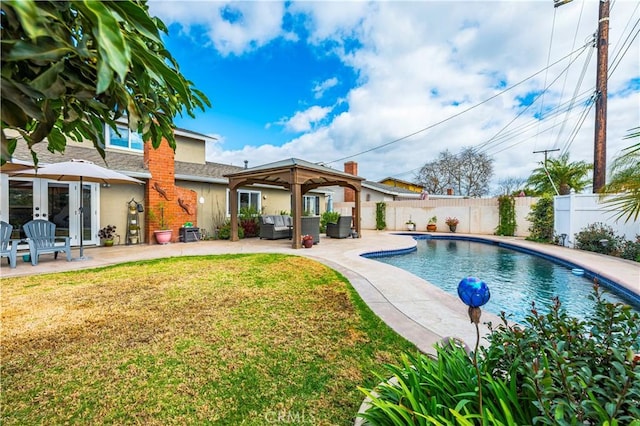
[427,216,437,232]
[405,218,416,231]
[445,216,459,232]
[149,203,173,244]
[98,225,117,246]
[302,234,314,248]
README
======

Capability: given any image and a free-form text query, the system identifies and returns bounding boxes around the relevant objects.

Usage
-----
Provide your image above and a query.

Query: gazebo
[224,158,364,248]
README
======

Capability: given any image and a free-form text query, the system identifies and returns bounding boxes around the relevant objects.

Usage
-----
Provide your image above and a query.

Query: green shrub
[526,195,554,243]
[239,207,259,237]
[574,222,624,255]
[360,285,640,424]
[359,344,538,425]
[484,286,640,424]
[620,235,640,262]
[320,211,340,233]
[376,202,386,230]
[216,221,245,240]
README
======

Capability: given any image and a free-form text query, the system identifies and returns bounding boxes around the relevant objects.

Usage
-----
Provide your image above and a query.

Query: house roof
[10,142,247,183]
[363,181,422,198]
[11,142,150,177]
[175,160,243,183]
[378,177,423,189]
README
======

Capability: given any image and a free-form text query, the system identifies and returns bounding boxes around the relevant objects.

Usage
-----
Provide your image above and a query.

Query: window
[303,195,320,215]
[106,125,144,151]
[227,189,261,215]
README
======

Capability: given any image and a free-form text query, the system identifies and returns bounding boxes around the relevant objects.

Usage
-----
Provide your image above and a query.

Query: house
[377,177,424,194]
[0,125,330,246]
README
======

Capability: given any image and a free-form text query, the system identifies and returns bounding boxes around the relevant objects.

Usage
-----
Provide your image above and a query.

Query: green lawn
[1,254,416,425]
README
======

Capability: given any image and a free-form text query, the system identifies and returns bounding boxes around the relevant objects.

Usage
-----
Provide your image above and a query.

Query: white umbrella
[15,159,143,260]
[0,158,37,173]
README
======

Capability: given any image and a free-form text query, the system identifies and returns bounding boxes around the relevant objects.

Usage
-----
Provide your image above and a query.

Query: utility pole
[593,0,609,193]
[534,149,561,195]
[533,148,560,165]
[554,0,609,193]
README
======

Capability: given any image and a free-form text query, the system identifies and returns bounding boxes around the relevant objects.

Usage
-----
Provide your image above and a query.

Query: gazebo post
[291,181,302,249]
[354,188,362,237]
[229,182,239,242]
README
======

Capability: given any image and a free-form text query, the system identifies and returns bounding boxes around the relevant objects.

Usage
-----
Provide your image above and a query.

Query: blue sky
[149,1,640,191]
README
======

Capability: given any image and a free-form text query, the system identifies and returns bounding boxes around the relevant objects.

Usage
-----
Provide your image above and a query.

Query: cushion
[263,216,274,225]
[274,216,285,227]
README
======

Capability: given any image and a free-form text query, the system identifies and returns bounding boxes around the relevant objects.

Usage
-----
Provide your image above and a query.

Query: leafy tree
[602,127,640,222]
[495,176,528,196]
[1,0,210,165]
[526,153,592,195]
[416,147,494,196]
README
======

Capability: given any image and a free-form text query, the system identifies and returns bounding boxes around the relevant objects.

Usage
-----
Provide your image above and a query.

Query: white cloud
[313,77,338,99]
[149,1,288,55]
[277,105,333,133]
[156,1,640,189]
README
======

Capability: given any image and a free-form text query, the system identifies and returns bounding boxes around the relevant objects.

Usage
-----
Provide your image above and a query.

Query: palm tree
[602,127,640,222]
[526,153,592,195]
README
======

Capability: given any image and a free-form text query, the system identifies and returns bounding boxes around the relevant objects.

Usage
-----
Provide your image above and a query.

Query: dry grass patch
[1,253,414,425]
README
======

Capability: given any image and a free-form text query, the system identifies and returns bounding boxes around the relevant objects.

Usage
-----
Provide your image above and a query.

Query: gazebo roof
[224,157,364,191]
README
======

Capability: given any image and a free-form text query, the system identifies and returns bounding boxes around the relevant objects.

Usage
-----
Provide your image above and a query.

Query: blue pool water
[370,237,639,325]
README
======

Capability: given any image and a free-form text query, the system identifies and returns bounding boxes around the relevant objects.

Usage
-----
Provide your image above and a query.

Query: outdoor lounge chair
[301,216,320,244]
[23,219,72,265]
[1,221,18,268]
[326,216,353,239]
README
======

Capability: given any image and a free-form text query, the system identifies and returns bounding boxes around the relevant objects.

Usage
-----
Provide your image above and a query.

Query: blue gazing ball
[457,277,490,308]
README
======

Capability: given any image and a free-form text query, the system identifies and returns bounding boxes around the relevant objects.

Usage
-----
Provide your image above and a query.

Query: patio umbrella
[0,158,37,173]
[15,159,143,260]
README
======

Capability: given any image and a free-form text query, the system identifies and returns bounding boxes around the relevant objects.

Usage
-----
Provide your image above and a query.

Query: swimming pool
[367,235,640,325]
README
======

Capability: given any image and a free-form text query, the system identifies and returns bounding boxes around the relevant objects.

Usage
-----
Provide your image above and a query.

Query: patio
[2,230,638,355]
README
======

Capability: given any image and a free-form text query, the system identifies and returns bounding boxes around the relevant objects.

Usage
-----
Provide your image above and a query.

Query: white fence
[554,194,640,246]
[334,197,537,237]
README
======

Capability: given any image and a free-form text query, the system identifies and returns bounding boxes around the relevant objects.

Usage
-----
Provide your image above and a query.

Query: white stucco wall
[335,197,537,237]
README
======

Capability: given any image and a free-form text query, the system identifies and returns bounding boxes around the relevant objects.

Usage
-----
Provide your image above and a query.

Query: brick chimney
[144,138,198,244]
[344,161,357,202]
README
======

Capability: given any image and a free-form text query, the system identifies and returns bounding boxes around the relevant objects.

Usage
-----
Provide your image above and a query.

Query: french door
[2,177,98,246]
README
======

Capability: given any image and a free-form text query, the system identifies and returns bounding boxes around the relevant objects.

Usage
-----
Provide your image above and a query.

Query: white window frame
[227,189,262,216]
[105,124,144,152]
[303,195,320,216]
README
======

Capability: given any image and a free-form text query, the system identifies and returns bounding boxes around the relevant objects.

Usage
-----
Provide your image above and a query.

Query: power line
[325,42,592,165]
[474,47,590,154]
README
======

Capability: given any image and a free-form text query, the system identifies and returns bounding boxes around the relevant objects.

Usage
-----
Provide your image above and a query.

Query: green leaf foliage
[526,153,592,196]
[1,0,210,165]
[360,285,640,424]
[321,211,341,233]
[526,195,555,243]
[574,222,625,255]
[602,128,640,223]
[495,195,516,236]
[376,202,387,230]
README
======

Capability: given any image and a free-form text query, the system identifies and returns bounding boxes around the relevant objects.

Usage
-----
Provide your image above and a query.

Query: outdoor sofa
[259,215,292,240]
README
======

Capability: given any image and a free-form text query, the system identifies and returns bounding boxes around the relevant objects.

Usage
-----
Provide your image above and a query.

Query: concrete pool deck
[2,231,639,355]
